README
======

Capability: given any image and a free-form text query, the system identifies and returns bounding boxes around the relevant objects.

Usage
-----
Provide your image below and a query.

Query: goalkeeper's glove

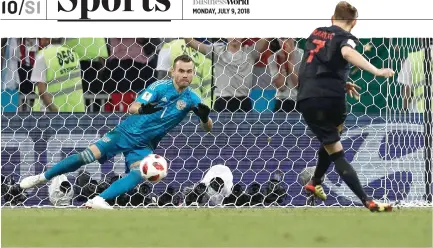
[138,102,163,115]
[192,103,211,123]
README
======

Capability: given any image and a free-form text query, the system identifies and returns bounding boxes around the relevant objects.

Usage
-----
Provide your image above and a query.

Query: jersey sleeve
[136,82,165,104]
[339,33,359,50]
[190,90,203,108]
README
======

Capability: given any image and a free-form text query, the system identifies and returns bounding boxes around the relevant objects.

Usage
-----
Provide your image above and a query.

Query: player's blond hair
[333,1,358,24]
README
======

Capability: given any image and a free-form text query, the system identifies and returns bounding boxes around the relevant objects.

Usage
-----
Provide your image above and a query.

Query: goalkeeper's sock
[44,148,95,180]
[312,145,331,186]
[330,150,369,203]
[99,169,143,200]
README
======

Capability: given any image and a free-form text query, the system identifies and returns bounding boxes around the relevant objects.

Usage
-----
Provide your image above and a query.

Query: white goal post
[1,37,431,208]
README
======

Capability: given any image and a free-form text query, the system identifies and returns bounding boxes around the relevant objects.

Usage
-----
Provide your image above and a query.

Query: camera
[1,176,26,206]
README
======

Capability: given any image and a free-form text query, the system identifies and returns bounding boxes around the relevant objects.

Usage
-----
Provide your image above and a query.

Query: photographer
[156,185,182,207]
[223,182,264,207]
[184,164,233,206]
[1,176,26,206]
[48,175,74,207]
[263,171,287,206]
[223,171,287,207]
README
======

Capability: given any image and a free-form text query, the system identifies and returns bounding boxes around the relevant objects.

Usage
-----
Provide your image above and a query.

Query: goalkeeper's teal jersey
[117,79,202,148]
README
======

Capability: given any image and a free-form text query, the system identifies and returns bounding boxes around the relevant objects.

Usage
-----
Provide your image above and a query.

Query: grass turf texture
[2,208,432,247]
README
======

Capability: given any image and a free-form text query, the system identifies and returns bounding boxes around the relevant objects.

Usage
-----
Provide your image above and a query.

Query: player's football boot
[304,183,327,201]
[85,196,113,210]
[19,174,48,189]
[364,200,393,212]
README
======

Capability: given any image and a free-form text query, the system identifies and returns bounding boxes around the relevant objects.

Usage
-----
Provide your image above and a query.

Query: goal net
[1,37,432,208]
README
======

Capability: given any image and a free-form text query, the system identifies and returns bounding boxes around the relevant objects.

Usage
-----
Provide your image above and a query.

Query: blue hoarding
[1,112,427,206]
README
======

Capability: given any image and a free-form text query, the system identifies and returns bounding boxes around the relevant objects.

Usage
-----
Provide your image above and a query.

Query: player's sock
[312,145,331,185]
[44,148,95,180]
[329,150,369,203]
[99,169,143,200]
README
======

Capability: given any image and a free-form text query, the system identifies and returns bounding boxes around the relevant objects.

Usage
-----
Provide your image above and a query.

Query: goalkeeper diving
[19,55,213,209]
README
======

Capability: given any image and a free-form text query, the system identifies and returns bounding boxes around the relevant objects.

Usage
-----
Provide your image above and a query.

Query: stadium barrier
[1,112,429,207]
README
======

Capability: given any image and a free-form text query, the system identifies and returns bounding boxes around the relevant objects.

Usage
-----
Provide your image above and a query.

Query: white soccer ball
[139,154,168,183]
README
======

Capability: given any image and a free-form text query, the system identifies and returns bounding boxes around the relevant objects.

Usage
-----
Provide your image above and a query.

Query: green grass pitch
[1,208,432,247]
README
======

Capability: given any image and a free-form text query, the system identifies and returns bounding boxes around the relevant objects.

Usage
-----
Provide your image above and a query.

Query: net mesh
[1,37,431,208]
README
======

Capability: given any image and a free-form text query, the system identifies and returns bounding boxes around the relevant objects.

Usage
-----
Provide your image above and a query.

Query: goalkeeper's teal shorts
[94,129,153,173]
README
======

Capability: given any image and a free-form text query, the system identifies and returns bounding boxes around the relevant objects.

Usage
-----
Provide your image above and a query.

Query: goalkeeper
[19,54,213,209]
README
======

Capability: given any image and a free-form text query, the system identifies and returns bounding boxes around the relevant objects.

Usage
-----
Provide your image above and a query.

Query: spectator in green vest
[397,47,433,113]
[65,38,109,94]
[31,38,85,112]
[66,38,108,61]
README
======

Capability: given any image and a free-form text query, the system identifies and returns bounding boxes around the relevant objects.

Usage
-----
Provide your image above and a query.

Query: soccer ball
[139,154,168,183]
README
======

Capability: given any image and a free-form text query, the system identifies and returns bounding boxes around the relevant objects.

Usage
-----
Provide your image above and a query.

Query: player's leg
[309,124,343,188]
[19,145,102,189]
[300,98,391,212]
[98,160,143,201]
[20,129,124,189]
[298,99,332,201]
[86,147,153,209]
[320,103,381,210]
[323,140,391,212]
[302,128,331,201]
[323,139,370,202]
[300,98,357,201]
[310,145,331,183]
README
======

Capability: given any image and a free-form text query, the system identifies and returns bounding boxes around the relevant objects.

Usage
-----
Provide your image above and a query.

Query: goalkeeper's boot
[304,183,327,201]
[364,200,393,212]
[19,174,48,189]
[85,196,113,210]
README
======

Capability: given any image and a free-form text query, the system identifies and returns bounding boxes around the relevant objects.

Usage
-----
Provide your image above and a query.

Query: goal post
[423,37,432,203]
[385,37,433,206]
[1,37,432,208]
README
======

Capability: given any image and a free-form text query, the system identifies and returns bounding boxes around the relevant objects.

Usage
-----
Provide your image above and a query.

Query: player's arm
[269,53,288,92]
[341,44,395,78]
[129,86,163,115]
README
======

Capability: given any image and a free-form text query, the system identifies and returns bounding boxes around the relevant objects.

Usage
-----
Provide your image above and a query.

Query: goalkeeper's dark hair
[173,54,194,68]
[334,1,358,24]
